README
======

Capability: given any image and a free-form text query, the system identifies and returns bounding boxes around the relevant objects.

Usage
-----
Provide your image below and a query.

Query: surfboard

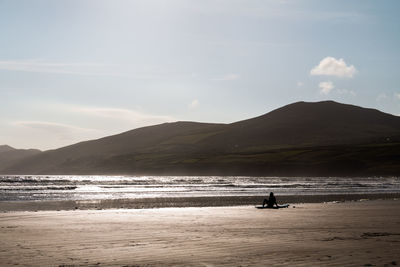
[255,204,289,209]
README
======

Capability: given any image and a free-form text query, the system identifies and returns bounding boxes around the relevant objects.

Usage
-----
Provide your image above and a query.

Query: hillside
[2,101,400,176]
[0,145,42,171]
[200,101,400,152]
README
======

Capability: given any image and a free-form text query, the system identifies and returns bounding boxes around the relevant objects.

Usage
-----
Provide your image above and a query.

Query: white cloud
[297,81,303,87]
[188,99,200,109]
[0,59,124,76]
[310,57,356,78]
[212,73,240,81]
[319,81,334,95]
[395,93,400,100]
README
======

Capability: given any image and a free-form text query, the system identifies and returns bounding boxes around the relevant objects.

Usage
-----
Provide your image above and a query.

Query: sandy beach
[1,199,399,266]
[2,193,400,212]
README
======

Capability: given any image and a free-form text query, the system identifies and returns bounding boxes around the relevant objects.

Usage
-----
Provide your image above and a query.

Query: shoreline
[1,200,399,266]
[1,192,399,212]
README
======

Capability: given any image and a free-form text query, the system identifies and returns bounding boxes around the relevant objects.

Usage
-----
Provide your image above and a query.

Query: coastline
[1,192,399,212]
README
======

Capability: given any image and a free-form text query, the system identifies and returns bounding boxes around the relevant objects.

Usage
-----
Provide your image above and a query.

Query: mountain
[200,100,400,151]
[0,145,42,171]
[2,101,400,176]
[0,145,15,153]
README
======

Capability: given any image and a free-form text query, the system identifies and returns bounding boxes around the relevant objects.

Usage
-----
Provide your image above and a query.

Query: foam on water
[0,175,399,201]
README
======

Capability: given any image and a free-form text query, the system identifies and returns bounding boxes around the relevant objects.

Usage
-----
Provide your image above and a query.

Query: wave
[0,186,78,191]
[1,175,399,202]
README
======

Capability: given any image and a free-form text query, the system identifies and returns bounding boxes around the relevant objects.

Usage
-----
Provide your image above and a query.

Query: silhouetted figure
[262,192,278,208]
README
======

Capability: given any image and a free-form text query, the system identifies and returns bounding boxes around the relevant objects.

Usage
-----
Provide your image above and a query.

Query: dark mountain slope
[0,145,15,153]
[2,101,400,176]
[200,101,400,152]
[0,145,42,171]
[49,121,225,156]
[2,122,225,174]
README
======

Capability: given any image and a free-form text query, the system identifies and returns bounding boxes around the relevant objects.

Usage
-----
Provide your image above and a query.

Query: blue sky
[1,0,400,150]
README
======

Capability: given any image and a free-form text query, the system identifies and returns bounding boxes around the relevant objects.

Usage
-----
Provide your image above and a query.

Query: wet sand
[1,193,400,212]
[1,199,399,266]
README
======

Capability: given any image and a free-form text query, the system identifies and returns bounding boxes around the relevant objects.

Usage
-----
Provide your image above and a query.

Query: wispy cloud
[202,37,306,48]
[188,99,200,109]
[13,121,98,141]
[212,73,240,81]
[42,103,176,133]
[337,88,356,96]
[376,93,388,102]
[72,106,176,125]
[311,57,356,78]
[10,105,177,149]
[319,81,334,95]
[189,1,367,23]
[0,59,199,80]
[0,59,124,76]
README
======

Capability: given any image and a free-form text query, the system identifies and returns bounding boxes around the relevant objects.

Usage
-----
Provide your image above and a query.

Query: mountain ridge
[2,100,400,176]
[0,145,41,171]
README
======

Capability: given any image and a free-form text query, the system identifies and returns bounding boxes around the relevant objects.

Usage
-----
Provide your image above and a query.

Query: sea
[0,175,399,202]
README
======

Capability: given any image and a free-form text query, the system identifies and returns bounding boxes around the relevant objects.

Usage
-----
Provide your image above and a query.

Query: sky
[1,0,400,150]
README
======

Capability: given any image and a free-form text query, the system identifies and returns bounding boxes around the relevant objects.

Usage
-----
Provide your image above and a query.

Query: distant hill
[0,145,15,153]
[199,101,400,151]
[0,145,42,171]
[2,101,400,176]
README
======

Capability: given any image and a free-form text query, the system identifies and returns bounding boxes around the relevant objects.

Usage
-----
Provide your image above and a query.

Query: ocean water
[1,175,399,202]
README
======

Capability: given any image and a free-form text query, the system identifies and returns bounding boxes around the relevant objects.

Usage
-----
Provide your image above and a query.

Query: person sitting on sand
[262,192,278,208]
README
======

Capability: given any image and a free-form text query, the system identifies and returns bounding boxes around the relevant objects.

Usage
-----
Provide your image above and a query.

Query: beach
[2,193,400,212]
[1,198,399,266]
